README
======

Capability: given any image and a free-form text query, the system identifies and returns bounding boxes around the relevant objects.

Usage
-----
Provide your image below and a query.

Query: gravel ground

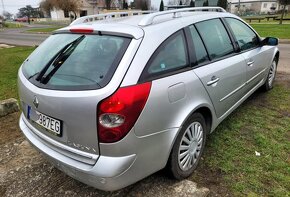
[0,116,209,197]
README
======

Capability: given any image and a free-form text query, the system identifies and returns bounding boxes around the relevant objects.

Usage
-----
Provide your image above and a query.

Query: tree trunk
[279,4,286,25]
[70,11,77,22]
[106,0,111,10]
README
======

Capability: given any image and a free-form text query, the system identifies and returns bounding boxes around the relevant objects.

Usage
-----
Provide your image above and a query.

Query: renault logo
[33,96,39,108]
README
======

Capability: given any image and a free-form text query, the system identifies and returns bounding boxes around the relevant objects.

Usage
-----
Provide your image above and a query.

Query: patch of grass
[194,84,290,196]
[3,22,24,28]
[0,47,35,100]
[250,24,290,39]
[26,27,63,33]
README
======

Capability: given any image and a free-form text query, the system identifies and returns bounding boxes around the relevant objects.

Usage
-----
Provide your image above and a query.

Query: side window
[144,30,189,77]
[225,18,259,51]
[188,25,209,65]
[195,19,234,60]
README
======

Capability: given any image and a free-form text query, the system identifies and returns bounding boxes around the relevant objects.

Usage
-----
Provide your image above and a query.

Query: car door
[189,19,247,118]
[224,17,273,91]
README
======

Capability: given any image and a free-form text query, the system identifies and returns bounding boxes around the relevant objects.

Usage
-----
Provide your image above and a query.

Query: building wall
[50,8,66,20]
[260,1,278,13]
[229,0,279,14]
[49,0,101,20]
[230,2,262,13]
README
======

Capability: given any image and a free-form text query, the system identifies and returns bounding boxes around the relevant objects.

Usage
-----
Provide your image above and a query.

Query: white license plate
[35,112,62,136]
[28,106,62,136]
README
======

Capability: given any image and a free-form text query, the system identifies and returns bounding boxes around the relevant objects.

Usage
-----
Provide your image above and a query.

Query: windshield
[22,34,131,90]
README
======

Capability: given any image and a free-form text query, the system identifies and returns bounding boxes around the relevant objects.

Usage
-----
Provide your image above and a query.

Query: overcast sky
[0,0,170,15]
[0,0,41,14]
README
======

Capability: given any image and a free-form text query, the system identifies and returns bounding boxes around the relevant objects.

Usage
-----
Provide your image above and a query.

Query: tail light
[98,82,151,143]
[69,27,94,33]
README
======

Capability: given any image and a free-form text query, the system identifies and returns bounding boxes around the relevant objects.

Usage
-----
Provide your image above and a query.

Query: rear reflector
[98,82,152,143]
[69,28,94,34]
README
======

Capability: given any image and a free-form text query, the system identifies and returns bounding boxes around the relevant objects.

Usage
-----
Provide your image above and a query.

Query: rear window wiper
[35,35,85,83]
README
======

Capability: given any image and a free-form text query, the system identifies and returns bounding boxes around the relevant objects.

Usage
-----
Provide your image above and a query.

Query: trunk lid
[18,33,142,164]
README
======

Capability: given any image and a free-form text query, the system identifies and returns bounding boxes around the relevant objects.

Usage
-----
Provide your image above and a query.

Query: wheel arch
[194,107,213,134]
[177,104,215,140]
[274,51,280,64]
[167,105,214,158]
[166,104,214,169]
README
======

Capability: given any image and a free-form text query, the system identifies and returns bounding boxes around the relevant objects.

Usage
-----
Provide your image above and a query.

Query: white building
[49,0,108,21]
[228,0,284,15]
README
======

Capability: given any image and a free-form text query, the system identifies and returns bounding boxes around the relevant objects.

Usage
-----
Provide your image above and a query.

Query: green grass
[250,24,290,39]
[193,85,290,196]
[26,27,63,33]
[3,22,24,28]
[0,47,35,100]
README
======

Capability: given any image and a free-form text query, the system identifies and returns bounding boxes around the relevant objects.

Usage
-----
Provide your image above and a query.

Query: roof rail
[138,7,226,27]
[70,11,154,26]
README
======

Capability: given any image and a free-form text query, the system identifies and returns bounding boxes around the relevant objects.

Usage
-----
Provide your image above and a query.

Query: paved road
[278,44,290,73]
[0,26,289,73]
[0,25,50,46]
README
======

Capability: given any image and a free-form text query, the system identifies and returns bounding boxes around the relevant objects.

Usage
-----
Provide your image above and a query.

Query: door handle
[207,76,220,86]
[247,61,254,66]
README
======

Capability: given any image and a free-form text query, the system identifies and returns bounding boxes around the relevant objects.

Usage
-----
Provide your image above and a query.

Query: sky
[0,0,170,15]
[0,0,41,14]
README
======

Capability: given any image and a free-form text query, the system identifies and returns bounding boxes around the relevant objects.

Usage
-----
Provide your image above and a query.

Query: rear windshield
[22,34,131,90]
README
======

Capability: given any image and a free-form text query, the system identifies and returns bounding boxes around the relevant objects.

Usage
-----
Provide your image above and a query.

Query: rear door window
[22,34,131,90]
[139,30,189,82]
[195,19,234,60]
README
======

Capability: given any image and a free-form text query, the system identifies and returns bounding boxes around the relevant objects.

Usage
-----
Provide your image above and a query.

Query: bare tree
[40,0,80,19]
[40,0,54,14]
[58,0,80,19]
[217,0,228,10]
[105,0,112,9]
[278,0,290,24]
[3,11,13,19]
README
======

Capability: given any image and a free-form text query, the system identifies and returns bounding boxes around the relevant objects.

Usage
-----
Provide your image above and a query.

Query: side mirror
[262,37,278,46]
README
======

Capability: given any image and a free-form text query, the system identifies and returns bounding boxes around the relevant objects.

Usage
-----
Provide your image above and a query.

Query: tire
[168,113,207,180]
[262,58,277,91]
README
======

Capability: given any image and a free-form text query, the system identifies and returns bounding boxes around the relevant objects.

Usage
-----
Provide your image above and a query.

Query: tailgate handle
[207,76,220,86]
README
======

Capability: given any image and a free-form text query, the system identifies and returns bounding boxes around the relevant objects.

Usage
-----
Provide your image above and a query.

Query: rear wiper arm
[35,35,85,82]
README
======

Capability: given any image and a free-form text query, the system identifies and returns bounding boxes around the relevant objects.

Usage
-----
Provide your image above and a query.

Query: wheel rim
[268,61,276,86]
[178,122,203,171]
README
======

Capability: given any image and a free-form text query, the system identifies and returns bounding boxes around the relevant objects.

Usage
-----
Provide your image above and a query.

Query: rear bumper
[19,113,179,191]
[19,113,137,191]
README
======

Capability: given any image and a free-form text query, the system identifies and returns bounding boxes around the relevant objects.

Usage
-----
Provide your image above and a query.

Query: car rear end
[18,24,152,190]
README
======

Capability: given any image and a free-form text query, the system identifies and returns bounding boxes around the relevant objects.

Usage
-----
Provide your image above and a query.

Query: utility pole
[238,0,240,16]
[1,0,5,15]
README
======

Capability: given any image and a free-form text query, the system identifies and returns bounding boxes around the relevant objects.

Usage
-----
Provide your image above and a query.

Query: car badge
[33,96,39,108]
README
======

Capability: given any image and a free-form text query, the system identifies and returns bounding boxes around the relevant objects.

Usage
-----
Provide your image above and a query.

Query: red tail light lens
[69,28,94,34]
[98,82,152,143]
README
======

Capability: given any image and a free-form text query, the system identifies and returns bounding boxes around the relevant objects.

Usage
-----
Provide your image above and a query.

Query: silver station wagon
[18,7,279,191]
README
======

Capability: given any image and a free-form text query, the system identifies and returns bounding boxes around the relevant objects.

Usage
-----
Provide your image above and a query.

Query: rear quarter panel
[134,70,216,137]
